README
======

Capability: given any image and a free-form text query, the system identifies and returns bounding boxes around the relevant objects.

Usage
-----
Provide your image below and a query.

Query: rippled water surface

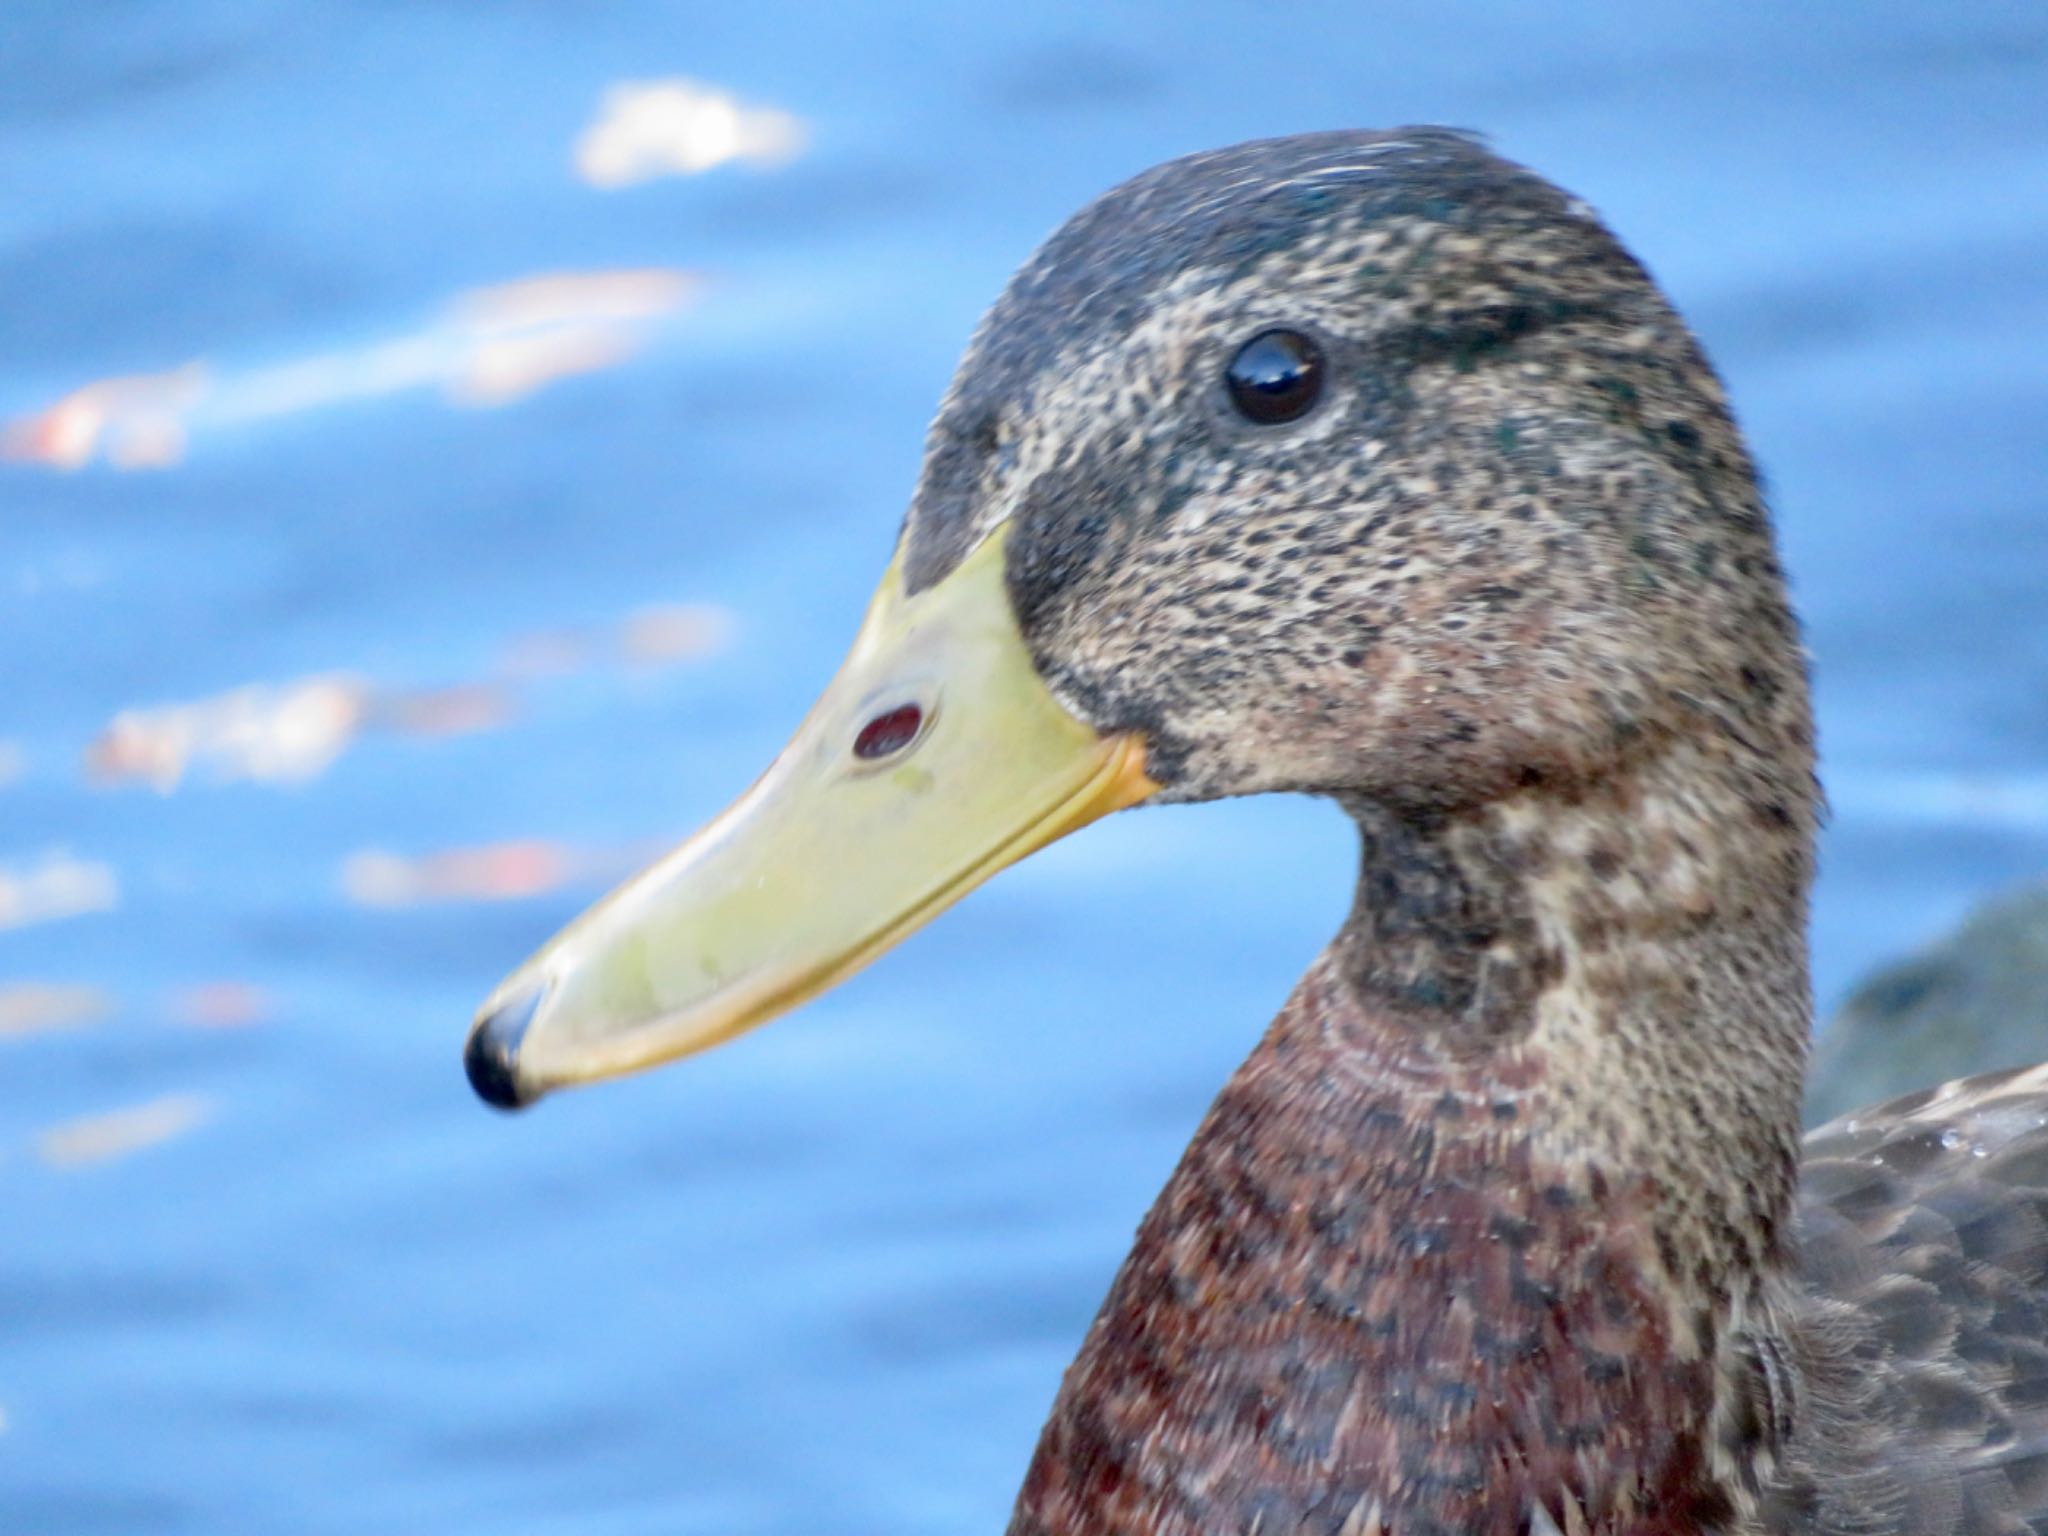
[4,3,2046,1530]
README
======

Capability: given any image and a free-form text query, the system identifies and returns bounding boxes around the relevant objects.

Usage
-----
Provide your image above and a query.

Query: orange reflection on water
[88,675,372,791]
[497,602,734,680]
[342,837,654,908]
[449,269,700,405]
[620,602,733,666]
[344,840,567,907]
[497,626,595,681]
[167,981,274,1031]
[575,78,805,188]
[0,983,114,1040]
[0,980,278,1039]
[35,1094,212,1169]
[2,363,208,471]
[4,268,700,471]
[86,597,730,793]
[373,683,519,740]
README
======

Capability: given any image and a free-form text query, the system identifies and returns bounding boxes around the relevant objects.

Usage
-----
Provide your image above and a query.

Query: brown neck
[1009,740,1814,1536]
[1331,732,1814,1288]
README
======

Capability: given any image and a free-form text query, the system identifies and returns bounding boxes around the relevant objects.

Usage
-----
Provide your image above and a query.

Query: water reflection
[2,7,2042,1531]
[1,363,208,471]
[441,270,702,406]
[0,852,118,931]
[0,984,114,1040]
[34,1095,213,1170]
[341,838,656,909]
[165,981,274,1032]
[87,601,729,792]
[4,270,701,471]
[575,78,806,187]
[89,675,372,791]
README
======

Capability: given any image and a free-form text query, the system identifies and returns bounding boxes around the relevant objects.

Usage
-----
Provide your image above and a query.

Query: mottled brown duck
[465,129,2048,1536]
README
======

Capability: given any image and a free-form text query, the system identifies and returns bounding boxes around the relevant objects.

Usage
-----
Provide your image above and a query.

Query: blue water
[3,3,2046,1530]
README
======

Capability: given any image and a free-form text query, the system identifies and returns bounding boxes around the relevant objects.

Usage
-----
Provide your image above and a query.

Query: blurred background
[3,2,2045,1531]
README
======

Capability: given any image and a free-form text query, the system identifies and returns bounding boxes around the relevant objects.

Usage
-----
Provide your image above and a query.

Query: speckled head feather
[903,128,1810,821]
[868,132,2048,1536]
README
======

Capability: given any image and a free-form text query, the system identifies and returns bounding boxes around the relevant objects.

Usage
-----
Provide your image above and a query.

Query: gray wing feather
[1770,1064,2048,1536]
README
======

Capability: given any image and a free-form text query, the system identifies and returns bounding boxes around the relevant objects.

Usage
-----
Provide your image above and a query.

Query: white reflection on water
[0,981,276,1042]
[34,1094,213,1169]
[618,602,733,666]
[0,363,208,470]
[438,270,702,405]
[3,269,701,471]
[85,600,730,793]
[0,984,114,1040]
[341,837,658,908]
[89,675,372,792]
[575,78,805,188]
[0,852,118,931]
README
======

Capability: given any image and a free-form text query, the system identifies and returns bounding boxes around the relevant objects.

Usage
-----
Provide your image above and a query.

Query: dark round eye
[854,703,925,760]
[1224,328,1325,425]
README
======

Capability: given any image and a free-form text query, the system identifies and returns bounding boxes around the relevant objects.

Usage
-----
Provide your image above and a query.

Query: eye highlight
[1224,328,1325,425]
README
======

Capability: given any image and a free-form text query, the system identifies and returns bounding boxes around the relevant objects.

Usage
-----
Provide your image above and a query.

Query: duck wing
[1771,1064,2048,1536]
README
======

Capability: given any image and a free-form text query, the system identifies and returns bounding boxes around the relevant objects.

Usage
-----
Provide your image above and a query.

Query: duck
[462,128,2048,1536]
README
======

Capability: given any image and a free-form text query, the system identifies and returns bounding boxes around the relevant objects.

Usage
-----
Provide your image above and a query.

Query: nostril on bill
[853,702,925,760]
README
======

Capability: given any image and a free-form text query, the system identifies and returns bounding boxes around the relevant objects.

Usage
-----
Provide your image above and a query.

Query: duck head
[466,127,1813,1109]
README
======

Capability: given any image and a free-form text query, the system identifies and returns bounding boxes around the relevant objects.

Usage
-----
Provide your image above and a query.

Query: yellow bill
[464,528,1158,1108]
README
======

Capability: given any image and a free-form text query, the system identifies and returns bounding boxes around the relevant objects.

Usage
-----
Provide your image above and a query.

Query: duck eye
[853,703,925,761]
[1224,329,1325,425]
